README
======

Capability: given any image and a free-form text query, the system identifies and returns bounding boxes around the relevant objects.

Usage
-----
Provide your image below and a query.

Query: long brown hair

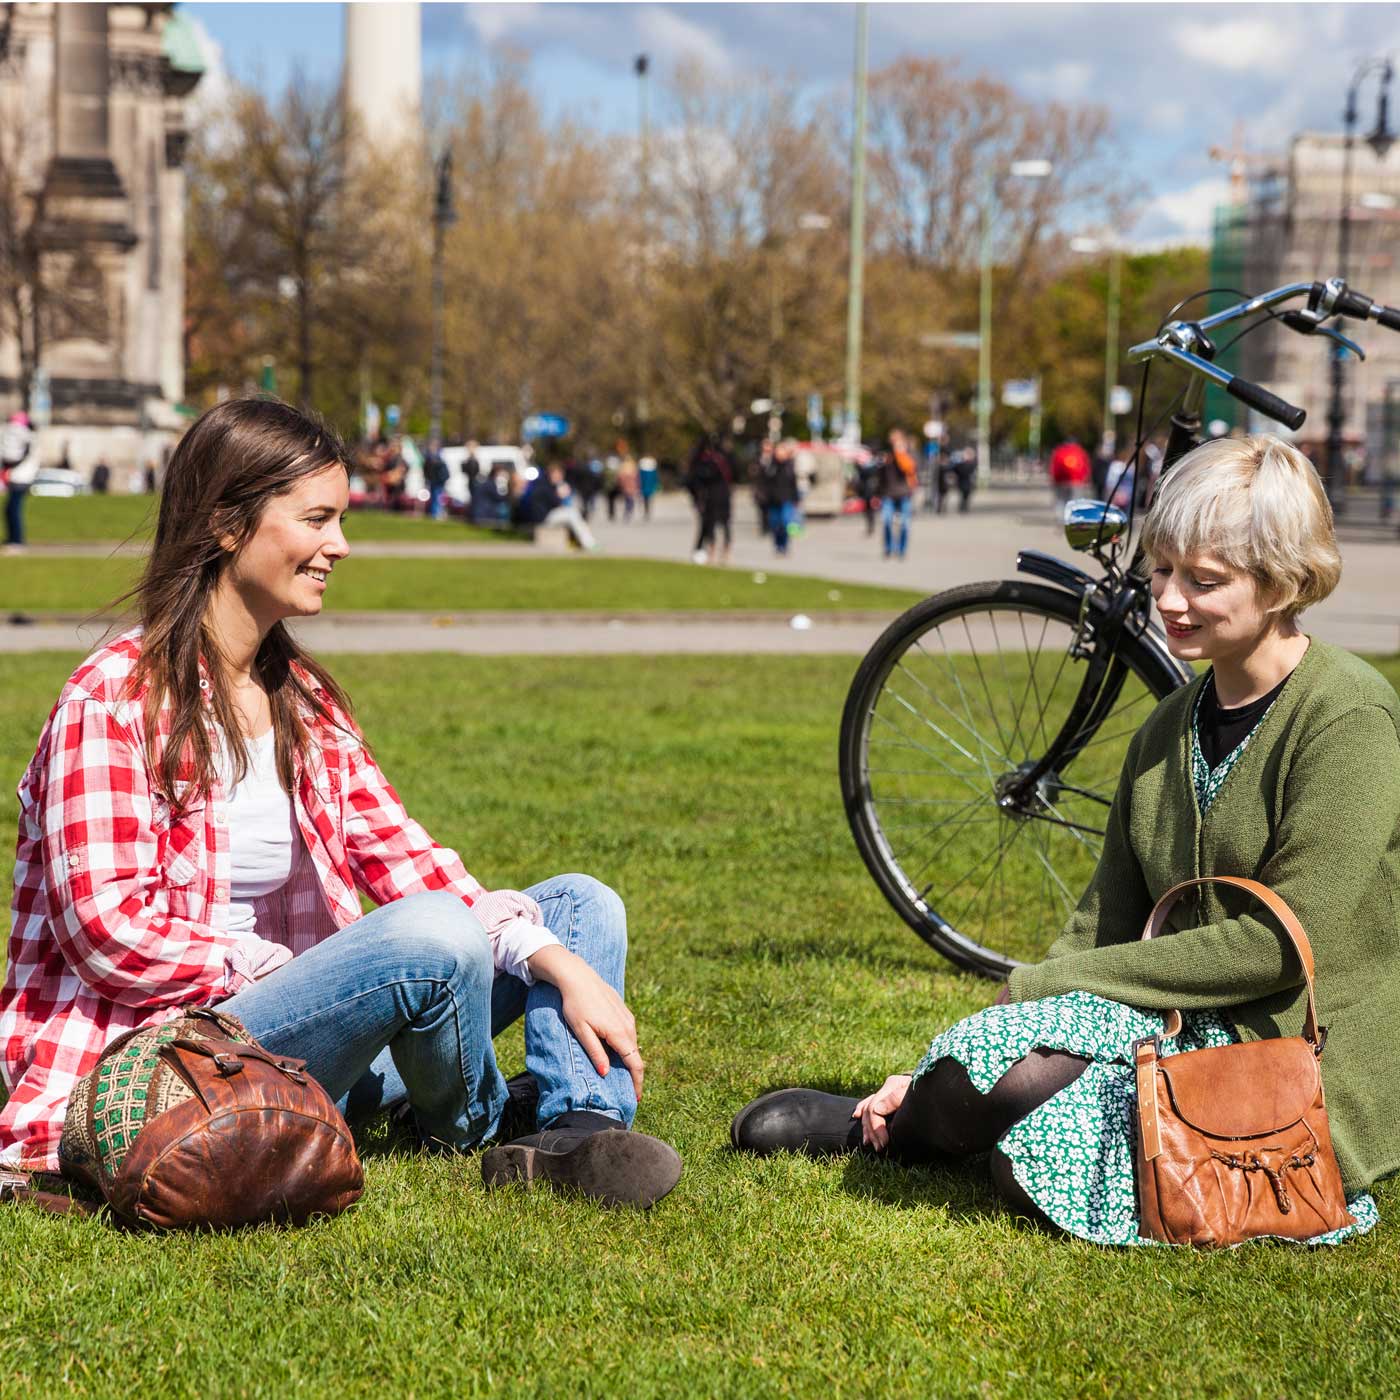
[128,398,358,810]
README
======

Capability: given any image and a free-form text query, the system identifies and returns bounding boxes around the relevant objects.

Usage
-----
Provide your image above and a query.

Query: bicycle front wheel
[839,579,1184,979]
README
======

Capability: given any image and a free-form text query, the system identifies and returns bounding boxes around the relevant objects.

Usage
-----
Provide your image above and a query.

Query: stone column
[46,1,126,200]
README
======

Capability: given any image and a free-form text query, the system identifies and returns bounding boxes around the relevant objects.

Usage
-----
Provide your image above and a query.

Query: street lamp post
[429,146,456,444]
[977,158,1052,483]
[1326,57,1394,513]
[634,53,651,442]
[843,3,869,444]
[1071,233,1124,453]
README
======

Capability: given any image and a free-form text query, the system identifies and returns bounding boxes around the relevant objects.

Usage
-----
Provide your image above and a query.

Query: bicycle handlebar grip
[1377,306,1400,332]
[1226,377,1307,431]
[1334,287,1375,320]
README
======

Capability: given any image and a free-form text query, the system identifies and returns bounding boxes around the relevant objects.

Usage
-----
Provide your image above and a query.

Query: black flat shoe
[481,1110,682,1209]
[730,1088,867,1157]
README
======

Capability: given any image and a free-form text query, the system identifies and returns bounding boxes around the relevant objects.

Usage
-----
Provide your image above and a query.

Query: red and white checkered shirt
[1,629,554,1172]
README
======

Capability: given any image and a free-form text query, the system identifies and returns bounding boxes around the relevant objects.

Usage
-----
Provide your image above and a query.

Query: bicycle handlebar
[1226,377,1307,431]
[1312,278,1400,333]
[1126,274,1400,432]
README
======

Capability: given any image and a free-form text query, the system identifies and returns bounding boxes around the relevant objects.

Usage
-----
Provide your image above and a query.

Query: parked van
[439,445,535,508]
[791,442,852,517]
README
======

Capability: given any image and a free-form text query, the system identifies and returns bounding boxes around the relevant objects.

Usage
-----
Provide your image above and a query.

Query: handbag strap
[1142,876,1321,1048]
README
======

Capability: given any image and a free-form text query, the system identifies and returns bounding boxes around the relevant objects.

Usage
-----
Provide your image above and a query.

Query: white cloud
[1173,17,1298,73]
[1131,176,1232,249]
[1024,59,1094,101]
[468,3,544,46]
[184,17,237,146]
[636,6,733,75]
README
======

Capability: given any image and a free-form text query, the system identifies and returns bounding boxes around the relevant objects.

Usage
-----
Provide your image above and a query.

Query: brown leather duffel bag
[1133,876,1353,1247]
[53,1006,363,1230]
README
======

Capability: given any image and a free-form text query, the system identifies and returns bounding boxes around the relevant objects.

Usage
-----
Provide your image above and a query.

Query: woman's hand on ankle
[527,945,644,1101]
[853,1074,912,1152]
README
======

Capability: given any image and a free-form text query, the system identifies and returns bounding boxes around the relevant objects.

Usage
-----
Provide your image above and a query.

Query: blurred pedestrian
[462,440,481,514]
[685,434,733,565]
[602,446,622,521]
[617,449,640,522]
[1048,436,1091,507]
[638,454,659,521]
[879,428,918,559]
[855,450,880,535]
[518,463,597,549]
[949,447,976,513]
[752,440,774,537]
[2,411,38,552]
[424,438,450,520]
[760,439,800,556]
[90,458,111,494]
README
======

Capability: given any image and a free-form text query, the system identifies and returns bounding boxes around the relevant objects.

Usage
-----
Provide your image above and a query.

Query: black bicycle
[839,276,1400,979]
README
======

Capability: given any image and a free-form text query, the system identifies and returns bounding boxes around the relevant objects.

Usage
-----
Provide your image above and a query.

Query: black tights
[887,1049,1089,1225]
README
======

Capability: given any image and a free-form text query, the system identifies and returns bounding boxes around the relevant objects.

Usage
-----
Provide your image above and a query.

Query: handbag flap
[1156,1037,1322,1139]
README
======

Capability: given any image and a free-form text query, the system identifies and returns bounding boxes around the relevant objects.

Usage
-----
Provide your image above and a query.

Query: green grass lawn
[0,555,920,615]
[1,651,1399,1398]
[21,492,522,545]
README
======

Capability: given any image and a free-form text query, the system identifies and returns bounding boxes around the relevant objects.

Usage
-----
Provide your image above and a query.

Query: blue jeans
[220,874,635,1150]
[5,485,28,546]
[882,495,912,557]
[767,502,795,554]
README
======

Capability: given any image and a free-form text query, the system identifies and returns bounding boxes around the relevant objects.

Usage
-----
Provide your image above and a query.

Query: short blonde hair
[1141,435,1341,619]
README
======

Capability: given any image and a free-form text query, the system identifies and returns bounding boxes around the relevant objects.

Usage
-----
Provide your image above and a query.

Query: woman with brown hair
[0,398,681,1208]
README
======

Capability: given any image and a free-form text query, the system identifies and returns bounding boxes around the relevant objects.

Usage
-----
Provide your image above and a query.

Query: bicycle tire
[839,579,1184,979]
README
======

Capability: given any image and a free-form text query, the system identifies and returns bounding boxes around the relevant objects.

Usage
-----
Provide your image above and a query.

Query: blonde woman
[734,435,1398,1245]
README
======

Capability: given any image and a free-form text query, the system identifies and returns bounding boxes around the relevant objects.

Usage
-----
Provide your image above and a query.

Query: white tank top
[223,728,294,937]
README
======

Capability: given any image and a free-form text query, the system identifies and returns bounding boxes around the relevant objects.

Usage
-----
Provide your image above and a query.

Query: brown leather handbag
[1133,876,1354,1247]
[53,1007,363,1230]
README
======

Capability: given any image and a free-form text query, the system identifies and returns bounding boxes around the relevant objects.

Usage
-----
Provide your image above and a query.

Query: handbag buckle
[212,1053,244,1076]
[0,1169,27,1201]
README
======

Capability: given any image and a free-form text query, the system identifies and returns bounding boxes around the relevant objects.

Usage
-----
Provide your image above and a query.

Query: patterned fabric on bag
[59,1008,254,1192]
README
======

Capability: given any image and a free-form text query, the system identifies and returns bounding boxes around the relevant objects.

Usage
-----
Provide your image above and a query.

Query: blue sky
[183,2,1400,246]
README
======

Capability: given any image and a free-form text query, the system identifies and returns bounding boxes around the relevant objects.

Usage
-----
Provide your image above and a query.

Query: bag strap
[1142,876,1322,1048]
[167,1036,309,1081]
[0,1169,99,1218]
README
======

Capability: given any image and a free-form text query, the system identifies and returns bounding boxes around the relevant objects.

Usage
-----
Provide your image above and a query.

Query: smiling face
[1149,549,1279,664]
[219,464,350,628]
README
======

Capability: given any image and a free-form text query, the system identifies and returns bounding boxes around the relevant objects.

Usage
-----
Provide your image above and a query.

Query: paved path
[6,486,1398,653]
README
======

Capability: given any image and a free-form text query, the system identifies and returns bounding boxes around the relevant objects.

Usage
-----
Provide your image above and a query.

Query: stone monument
[0,2,203,481]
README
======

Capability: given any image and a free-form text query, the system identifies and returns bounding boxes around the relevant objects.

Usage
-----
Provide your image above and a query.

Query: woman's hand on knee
[531,946,644,1100]
[853,1073,912,1152]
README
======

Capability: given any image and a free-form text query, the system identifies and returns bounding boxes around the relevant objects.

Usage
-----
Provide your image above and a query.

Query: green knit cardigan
[1007,639,1400,1194]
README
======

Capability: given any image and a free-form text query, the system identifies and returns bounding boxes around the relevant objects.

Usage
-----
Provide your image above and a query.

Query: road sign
[386,403,401,429]
[1109,385,1133,416]
[28,367,51,429]
[364,400,381,439]
[522,413,570,440]
[922,419,944,440]
[1002,379,1040,409]
[920,331,982,350]
[807,392,825,435]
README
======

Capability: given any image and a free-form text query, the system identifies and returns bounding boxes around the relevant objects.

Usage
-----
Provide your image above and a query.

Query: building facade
[0,2,202,478]
[1213,132,1400,477]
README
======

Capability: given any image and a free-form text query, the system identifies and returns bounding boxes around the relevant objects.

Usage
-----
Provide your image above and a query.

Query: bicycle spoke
[878,681,996,777]
[893,655,1010,772]
[845,588,1175,977]
[960,615,1014,758]
[868,709,986,796]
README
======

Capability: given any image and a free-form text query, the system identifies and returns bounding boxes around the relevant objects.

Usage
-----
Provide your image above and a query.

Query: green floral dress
[910,691,1380,1247]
